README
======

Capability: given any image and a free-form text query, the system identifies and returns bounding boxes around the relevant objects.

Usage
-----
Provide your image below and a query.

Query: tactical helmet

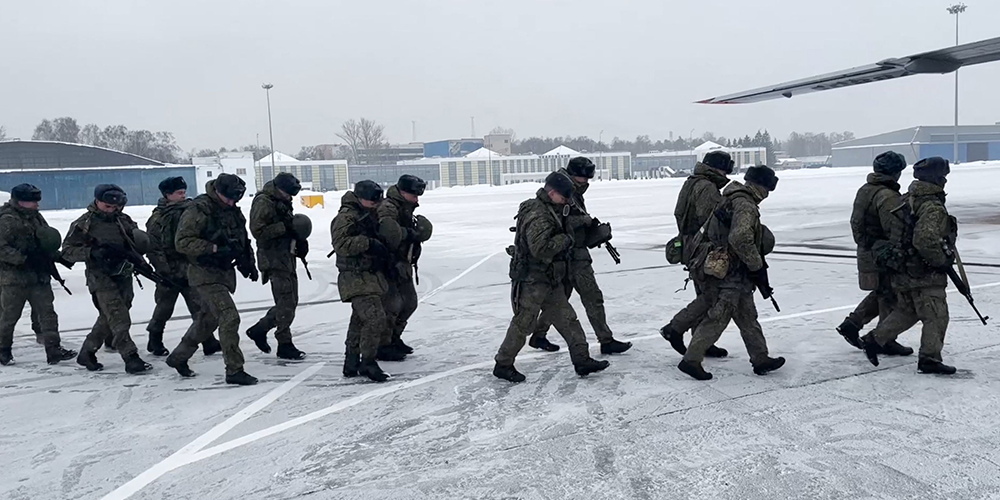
[158,176,188,195]
[913,156,950,186]
[215,174,247,202]
[94,184,128,206]
[760,224,775,255]
[131,229,152,255]
[11,184,42,203]
[744,165,779,191]
[291,213,313,239]
[354,180,384,202]
[566,157,596,179]
[35,226,62,255]
[274,172,302,196]
[544,172,574,200]
[873,151,906,174]
[703,151,734,174]
[397,175,427,196]
[414,214,433,241]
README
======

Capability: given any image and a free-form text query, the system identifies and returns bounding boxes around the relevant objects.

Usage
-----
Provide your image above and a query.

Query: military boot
[0,347,13,366]
[343,349,361,377]
[226,370,259,385]
[918,359,957,375]
[277,342,307,360]
[861,334,880,367]
[678,359,712,381]
[165,354,196,378]
[376,345,406,362]
[245,322,272,354]
[76,351,103,371]
[493,363,526,383]
[836,319,863,349]
[202,337,222,356]
[146,339,170,357]
[752,356,786,375]
[705,345,729,358]
[124,353,153,374]
[528,334,560,352]
[660,325,686,355]
[574,358,610,377]
[358,358,389,382]
[46,346,77,365]
[881,340,914,356]
[392,337,414,355]
[600,339,632,355]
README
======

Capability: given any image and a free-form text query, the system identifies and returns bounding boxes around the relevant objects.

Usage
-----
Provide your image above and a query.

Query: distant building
[191,151,257,197]
[483,133,513,155]
[423,138,484,158]
[437,146,631,187]
[356,142,424,165]
[635,141,766,175]
[831,125,1000,167]
[255,152,348,192]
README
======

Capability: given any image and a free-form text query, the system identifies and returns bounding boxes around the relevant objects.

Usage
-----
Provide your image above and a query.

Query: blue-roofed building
[831,125,1000,167]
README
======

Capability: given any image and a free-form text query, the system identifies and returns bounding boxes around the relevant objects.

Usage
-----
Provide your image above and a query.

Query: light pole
[598,130,604,181]
[262,83,276,171]
[947,3,967,164]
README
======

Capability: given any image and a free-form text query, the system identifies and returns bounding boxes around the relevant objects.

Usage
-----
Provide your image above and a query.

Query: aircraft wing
[697,36,1000,104]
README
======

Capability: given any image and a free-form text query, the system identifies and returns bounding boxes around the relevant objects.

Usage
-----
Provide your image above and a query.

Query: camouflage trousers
[871,287,949,362]
[496,280,592,367]
[382,274,418,346]
[147,278,217,346]
[844,289,893,330]
[683,282,770,365]
[169,283,245,375]
[666,276,711,335]
[534,262,613,343]
[83,279,138,360]
[253,270,298,345]
[345,295,387,359]
[0,284,61,349]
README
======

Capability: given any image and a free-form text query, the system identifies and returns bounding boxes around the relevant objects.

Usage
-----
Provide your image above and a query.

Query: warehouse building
[437,146,632,187]
[831,125,1000,167]
[255,152,349,192]
[634,141,766,176]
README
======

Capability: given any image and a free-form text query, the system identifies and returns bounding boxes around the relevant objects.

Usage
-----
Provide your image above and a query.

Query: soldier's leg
[683,288,738,364]
[26,285,60,347]
[573,262,614,343]
[147,283,180,348]
[167,290,218,367]
[353,295,387,361]
[381,279,403,348]
[82,293,112,355]
[180,286,219,348]
[731,291,770,366]
[31,305,42,343]
[269,271,298,345]
[391,276,418,343]
[541,288,592,365]
[913,287,949,363]
[93,285,139,361]
[200,284,244,375]
[495,282,549,367]
[0,287,29,353]
[666,279,712,335]
[529,283,570,352]
[845,291,881,330]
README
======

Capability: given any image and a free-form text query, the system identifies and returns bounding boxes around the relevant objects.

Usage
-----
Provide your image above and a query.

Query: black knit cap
[566,157,596,179]
[544,171,574,199]
[11,184,42,202]
[744,165,779,191]
[913,156,950,185]
[703,150,734,174]
[158,176,187,195]
[94,184,128,206]
[273,172,302,196]
[215,173,246,202]
[397,174,426,196]
[873,151,906,174]
[354,180,384,202]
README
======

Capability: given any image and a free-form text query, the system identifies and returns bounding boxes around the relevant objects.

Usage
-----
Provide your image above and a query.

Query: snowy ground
[3,164,1000,500]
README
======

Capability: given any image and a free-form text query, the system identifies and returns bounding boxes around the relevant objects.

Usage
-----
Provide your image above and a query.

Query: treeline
[32,117,183,164]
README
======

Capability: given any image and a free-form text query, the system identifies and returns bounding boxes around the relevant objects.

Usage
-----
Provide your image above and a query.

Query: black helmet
[397,174,427,196]
[215,174,247,202]
[354,180,384,202]
[273,172,302,196]
[913,156,950,186]
[702,151,734,174]
[11,184,42,202]
[131,229,152,255]
[35,226,61,255]
[94,184,128,206]
[158,176,187,195]
[873,151,906,174]
[744,165,779,191]
[291,213,312,238]
[544,172,574,200]
[566,157,596,179]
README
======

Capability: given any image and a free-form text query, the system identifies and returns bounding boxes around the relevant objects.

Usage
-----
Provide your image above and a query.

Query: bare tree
[490,126,517,142]
[295,145,317,161]
[32,119,54,140]
[79,124,103,146]
[0,125,6,141]
[336,117,386,164]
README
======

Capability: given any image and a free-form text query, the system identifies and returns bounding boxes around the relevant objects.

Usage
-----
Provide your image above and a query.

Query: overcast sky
[2,0,998,153]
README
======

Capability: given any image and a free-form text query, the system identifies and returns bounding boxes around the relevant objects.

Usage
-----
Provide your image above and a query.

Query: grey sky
[2,0,998,153]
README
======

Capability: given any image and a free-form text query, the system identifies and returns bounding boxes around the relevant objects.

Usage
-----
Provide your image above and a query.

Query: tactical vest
[507,199,567,283]
[853,183,892,250]
[335,208,380,273]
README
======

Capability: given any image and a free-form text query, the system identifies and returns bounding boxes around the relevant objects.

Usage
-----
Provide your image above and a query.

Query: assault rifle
[49,256,73,295]
[945,244,989,325]
[753,257,780,312]
[84,230,180,290]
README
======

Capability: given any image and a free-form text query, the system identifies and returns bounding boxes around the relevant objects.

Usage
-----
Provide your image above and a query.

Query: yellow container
[300,194,324,209]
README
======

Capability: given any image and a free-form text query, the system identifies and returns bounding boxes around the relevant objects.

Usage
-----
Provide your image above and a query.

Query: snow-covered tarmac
[3,164,1000,499]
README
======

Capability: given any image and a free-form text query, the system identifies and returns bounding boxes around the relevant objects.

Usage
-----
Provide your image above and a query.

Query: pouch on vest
[665,235,684,264]
[703,247,731,279]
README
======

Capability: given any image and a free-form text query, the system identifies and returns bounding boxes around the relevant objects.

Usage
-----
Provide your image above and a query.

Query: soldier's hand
[368,239,390,260]
[295,239,309,259]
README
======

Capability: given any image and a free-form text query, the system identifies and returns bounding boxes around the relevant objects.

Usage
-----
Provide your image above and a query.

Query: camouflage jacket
[332,191,387,302]
[705,181,767,281]
[557,168,599,263]
[511,188,573,285]
[250,181,296,274]
[892,180,952,290]
[675,163,730,239]
[175,180,255,293]
[849,173,904,289]
[146,197,191,280]
[62,203,140,293]
[0,202,52,286]
[377,185,425,278]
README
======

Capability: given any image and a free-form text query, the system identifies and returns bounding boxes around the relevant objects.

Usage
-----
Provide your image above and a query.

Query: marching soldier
[62,185,153,374]
[861,157,957,374]
[494,172,610,383]
[836,152,912,356]
[376,174,432,359]
[0,184,76,365]
[530,157,632,355]
[659,150,732,358]
[246,172,307,360]
[332,180,392,382]
[678,166,785,380]
[166,174,260,385]
[145,176,221,357]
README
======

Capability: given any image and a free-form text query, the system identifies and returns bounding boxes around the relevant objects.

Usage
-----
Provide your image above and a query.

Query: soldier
[0,184,76,365]
[678,166,786,381]
[860,157,957,374]
[835,152,912,356]
[165,174,260,385]
[332,180,392,382]
[62,184,153,374]
[246,172,307,360]
[494,172,610,383]
[376,174,432,360]
[659,151,732,358]
[145,176,221,357]
[529,157,632,355]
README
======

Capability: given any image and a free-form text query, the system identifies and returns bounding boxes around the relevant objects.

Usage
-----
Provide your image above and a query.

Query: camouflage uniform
[533,168,615,343]
[248,181,299,345]
[377,185,426,347]
[496,189,593,367]
[332,191,389,360]
[867,180,952,362]
[167,180,256,375]
[683,181,772,366]
[0,203,64,351]
[61,203,142,361]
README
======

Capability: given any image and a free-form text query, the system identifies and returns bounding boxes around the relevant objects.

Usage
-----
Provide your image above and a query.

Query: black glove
[585,222,613,249]
[238,261,259,282]
[295,239,309,259]
[368,239,390,260]
[91,245,123,265]
[55,255,75,270]
[747,268,773,299]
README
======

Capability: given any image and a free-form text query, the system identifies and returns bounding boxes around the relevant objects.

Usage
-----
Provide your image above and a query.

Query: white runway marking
[419,250,501,303]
